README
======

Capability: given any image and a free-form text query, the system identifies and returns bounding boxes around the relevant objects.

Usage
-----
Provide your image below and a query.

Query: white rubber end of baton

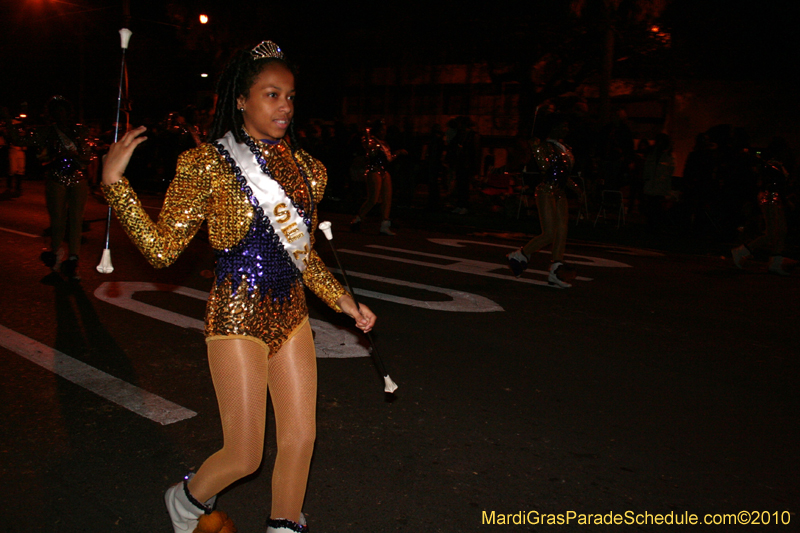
[383,375,398,394]
[119,28,132,49]
[319,221,333,241]
[96,248,114,274]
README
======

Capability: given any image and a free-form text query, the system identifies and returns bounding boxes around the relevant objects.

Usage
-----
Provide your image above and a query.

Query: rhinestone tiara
[250,40,285,61]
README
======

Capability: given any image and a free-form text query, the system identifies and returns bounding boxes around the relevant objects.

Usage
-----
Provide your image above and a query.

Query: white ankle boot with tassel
[165,474,217,533]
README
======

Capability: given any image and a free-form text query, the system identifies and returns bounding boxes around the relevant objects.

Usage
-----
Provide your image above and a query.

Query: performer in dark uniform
[5,96,94,279]
[102,41,376,533]
[507,119,583,288]
[731,153,793,276]
[350,120,402,235]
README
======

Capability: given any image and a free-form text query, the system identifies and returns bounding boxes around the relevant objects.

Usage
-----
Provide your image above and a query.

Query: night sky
[1,0,798,124]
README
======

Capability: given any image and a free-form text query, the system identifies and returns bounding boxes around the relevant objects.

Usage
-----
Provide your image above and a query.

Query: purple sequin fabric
[212,140,307,302]
[540,140,573,189]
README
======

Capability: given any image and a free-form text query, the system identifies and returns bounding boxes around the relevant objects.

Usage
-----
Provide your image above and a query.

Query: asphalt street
[1,181,797,532]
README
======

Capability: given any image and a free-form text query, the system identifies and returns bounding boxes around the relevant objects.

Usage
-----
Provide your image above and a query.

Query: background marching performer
[4,96,94,280]
[507,117,584,288]
[102,41,376,533]
[350,119,404,235]
[731,141,795,276]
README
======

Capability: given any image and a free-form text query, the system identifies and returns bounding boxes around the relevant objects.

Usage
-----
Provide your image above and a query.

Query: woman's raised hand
[102,126,147,186]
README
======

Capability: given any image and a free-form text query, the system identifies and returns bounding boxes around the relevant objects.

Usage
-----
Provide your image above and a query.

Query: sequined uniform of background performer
[350,120,400,235]
[731,155,793,275]
[4,115,27,198]
[507,119,583,288]
[6,96,94,279]
[102,41,376,533]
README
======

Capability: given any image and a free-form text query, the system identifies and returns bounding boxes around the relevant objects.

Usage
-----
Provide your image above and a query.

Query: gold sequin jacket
[103,138,346,355]
[532,139,580,200]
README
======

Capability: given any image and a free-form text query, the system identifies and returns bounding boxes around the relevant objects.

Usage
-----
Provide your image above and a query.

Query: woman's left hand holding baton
[102,125,147,186]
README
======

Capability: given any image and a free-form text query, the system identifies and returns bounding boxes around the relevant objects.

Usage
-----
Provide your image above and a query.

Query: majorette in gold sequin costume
[103,41,374,533]
[506,119,583,288]
[103,134,347,355]
[351,121,397,235]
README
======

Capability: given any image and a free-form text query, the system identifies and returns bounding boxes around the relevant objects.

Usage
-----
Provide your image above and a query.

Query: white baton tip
[96,248,115,274]
[119,28,132,49]
[383,375,398,394]
[319,221,333,240]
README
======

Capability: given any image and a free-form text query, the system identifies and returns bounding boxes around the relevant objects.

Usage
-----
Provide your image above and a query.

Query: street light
[199,14,208,24]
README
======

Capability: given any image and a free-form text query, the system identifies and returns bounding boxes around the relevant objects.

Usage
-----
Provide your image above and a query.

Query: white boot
[379,219,395,236]
[266,518,306,532]
[548,261,571,288]
[768,255,790,276]
[506,248,529,277]
[731,245,751,268]
[165,475,216,533]
[267,513,307,532]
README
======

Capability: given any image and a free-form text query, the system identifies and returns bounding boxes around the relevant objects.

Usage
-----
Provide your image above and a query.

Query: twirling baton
[318,221,398,394]
[529,104,541,138]
[97,28,132,274]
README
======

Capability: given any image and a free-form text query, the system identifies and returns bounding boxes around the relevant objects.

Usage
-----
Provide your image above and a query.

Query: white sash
[217,132,311,272]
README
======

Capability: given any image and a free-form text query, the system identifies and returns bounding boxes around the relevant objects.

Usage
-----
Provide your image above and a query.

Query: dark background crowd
[2,97,798,255]
[3,0,798,259]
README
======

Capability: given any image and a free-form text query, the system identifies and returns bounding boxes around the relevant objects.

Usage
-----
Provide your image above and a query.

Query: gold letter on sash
[274,203,290,223]
[293,243,309,267]
[281,222,304,243]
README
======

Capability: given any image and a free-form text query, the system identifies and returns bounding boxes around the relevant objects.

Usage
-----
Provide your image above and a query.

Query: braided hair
[207,48,301,152]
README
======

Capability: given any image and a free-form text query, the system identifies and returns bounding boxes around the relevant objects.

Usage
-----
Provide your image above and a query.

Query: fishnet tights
[358,170,392,220]
[188,320,317,523]
[522,188,569,262]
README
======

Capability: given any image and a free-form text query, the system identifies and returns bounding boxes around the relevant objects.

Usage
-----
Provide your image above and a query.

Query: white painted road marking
[331,269,503,312]
[94,282,207,330]
[339,246,593,287]
[0,324,197,425]
[427,238,634,267]
[0,226,40,238]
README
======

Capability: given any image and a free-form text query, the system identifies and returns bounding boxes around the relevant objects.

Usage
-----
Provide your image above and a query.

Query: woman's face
[237,62,295,142]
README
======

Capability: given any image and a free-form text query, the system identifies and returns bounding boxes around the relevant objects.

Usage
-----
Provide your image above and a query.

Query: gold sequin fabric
[758,191,782,205]
[532,140,575,190]
[103,138,346,355]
